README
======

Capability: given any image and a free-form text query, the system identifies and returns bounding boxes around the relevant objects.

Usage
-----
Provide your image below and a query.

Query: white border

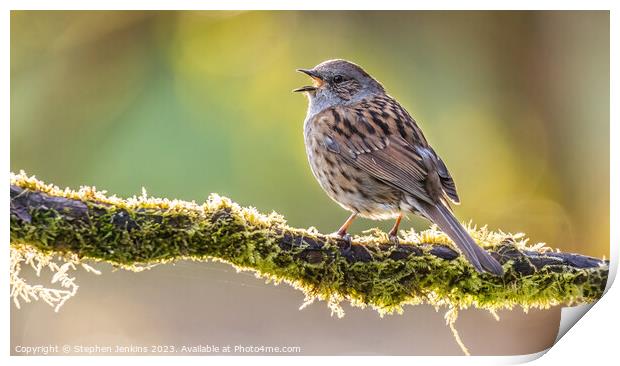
[543,3,618,366]
[2,2,616,365]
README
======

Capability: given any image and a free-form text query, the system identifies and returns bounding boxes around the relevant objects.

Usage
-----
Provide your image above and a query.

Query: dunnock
[294,59,503,276]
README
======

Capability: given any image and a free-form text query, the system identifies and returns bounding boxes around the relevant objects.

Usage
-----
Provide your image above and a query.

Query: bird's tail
[420,203,504,276]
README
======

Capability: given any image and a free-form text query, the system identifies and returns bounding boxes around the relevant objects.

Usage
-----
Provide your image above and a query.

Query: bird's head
[294,59,384,106]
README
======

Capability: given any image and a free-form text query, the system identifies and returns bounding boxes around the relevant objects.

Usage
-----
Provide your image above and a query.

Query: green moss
[10,171,608,317]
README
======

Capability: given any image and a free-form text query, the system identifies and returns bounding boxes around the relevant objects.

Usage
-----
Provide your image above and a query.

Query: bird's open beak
[293,68,324,93]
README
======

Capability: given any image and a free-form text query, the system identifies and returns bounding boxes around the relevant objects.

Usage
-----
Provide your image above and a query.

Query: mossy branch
[10,172,608,316]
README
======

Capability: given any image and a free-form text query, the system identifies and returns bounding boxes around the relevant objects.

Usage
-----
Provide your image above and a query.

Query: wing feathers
[315,97,461,206]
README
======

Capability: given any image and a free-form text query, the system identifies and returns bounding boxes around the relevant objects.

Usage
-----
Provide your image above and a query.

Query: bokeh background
[11,11,609,355]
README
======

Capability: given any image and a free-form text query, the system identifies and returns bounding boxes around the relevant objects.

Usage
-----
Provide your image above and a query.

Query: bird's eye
[333,75,344,83]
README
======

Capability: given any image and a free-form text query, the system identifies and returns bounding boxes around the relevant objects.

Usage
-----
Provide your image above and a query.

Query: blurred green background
[11,11,609,355]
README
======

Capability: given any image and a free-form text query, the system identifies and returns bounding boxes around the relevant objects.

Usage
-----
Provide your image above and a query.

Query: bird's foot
[389,234,400,246]
[330,231,352,251]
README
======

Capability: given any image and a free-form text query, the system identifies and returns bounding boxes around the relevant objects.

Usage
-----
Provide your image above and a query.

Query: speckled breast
[303,113,402,220]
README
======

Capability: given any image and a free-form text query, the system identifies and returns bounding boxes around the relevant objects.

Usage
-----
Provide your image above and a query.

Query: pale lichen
[10,242,100,312]
[9,171,608,318]
[10,171,609,355]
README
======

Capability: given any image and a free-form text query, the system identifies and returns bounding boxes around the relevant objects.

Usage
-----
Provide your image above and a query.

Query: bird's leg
[333,213,357,247]
[388,214,403,244]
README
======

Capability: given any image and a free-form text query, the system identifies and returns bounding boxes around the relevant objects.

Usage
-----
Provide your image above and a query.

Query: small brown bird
[294,59,503,276]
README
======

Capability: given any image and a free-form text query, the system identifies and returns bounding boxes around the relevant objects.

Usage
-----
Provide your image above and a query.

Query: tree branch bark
[9,172,609,315]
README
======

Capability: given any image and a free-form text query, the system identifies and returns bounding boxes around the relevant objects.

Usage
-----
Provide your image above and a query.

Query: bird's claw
[389,234,400,246]
[331,231,352,251]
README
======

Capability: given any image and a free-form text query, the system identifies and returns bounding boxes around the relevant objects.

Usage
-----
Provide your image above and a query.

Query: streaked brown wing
[314,98,459,205]
[312,104,429,204]
[434,154,460,204]
[383,96,461,204]
[348,134,435,205]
